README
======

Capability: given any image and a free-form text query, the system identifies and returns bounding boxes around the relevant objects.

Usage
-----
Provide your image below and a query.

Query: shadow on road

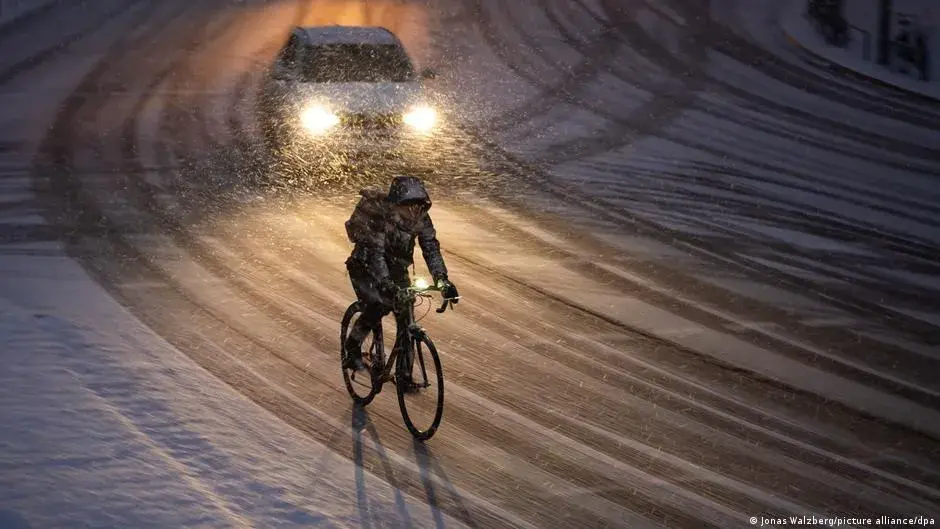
[352,403,415,529]
[411,438,476,529]
[0,510,33,529]
[351,403,477,529]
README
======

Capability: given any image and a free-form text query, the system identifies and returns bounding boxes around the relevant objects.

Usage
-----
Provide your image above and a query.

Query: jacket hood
[386,176,431,207]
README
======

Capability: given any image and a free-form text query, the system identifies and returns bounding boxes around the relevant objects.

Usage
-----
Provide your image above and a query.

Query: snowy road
[3,0,940,527]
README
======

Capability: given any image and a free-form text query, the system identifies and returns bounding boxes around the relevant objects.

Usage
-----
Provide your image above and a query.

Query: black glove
[394,287,412,308]
[378,278,398,296]
[436,278,459,303]
[379,278,412,309]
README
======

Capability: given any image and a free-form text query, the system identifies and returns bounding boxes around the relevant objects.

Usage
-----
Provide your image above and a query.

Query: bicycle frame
[369,288,435,391]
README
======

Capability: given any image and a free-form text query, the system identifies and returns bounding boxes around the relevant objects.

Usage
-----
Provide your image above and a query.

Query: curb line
[781,17,940,104]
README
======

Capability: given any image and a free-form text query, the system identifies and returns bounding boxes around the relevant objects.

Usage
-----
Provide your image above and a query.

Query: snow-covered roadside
[0,250,465,528]
[780,0,940,100]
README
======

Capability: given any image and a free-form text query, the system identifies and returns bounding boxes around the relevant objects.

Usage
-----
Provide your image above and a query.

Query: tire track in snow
[448,1,940,305]
[468,0,940,173]
[442,0,940,337]
[518,0,705,161]
[470,140,940,340]
[462,0,627,136]
[0,0,139,87]
[460,0,702,155]
[675,0,940,129]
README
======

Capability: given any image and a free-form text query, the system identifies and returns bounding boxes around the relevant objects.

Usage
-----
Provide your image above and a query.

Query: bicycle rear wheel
[396,332,444,441]
[341,302,383,406]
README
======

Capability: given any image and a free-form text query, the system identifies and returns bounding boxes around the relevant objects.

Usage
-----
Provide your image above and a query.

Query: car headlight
[403,105,437,132]
[300,105,339,134]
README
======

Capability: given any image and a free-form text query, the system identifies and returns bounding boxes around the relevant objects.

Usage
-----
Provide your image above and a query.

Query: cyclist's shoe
[344,353,367,372]
[343,341,367,372]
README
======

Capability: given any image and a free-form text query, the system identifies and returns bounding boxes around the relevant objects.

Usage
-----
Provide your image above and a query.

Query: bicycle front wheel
[396,333,444,441]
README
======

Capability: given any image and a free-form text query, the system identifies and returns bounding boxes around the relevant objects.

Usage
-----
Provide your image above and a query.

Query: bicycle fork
[401,326,431,392]
[387,299,431,392]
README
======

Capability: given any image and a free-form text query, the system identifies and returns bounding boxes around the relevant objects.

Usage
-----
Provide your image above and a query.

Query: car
[257,25,440,166]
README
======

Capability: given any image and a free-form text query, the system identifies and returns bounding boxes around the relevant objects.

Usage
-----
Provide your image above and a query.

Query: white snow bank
[0,251,464,528]
[781,0,940,100]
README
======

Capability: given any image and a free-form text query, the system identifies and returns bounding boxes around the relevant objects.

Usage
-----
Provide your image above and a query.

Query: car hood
[289,82,425,115]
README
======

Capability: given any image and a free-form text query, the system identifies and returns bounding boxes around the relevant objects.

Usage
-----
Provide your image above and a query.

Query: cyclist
[343,175,459,374]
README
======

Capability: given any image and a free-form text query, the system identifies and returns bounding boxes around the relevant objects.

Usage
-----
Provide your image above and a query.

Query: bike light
[403,105,437,132]
[413,277,430,290]
[300,104,339,134]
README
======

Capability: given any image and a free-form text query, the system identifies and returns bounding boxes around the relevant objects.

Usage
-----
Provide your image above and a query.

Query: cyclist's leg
[348,304,384,347]
[392,307,419,391]
[391,308,410,355]
[385,271,409,354]
[345,269,389,369]
[388,272,416,387]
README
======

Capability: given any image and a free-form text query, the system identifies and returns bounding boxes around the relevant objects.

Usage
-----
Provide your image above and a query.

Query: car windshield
[299,43,416,83]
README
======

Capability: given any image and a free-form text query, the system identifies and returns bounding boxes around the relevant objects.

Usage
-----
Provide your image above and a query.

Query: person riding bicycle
[343,175,459,375]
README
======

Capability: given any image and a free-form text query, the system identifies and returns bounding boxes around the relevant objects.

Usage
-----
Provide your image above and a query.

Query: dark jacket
[344,186,448,284]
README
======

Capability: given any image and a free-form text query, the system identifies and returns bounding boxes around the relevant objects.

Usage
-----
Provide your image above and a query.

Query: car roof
[295,26,401,46]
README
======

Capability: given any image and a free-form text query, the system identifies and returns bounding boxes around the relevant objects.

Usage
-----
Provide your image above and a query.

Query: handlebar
[404,284,460,313]
[436,296,460,313]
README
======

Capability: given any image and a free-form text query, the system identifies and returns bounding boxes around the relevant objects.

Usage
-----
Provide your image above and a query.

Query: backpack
[345,187,388,244]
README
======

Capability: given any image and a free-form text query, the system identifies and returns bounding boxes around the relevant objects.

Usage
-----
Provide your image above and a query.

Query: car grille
[340,113,402,130]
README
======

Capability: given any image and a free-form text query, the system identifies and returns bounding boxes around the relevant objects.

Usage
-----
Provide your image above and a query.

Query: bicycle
[340,277,457,441]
